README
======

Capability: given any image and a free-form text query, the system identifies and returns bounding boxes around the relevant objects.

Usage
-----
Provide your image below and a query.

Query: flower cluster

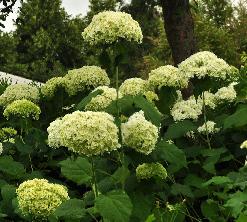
[171,96,202,121]
[41,77,65,99]
[0,84,39,107]
[119,78,149,96]
[240,140,247,149]
[198,91,217,110]
[64,66,110,96]
[85,86,118,111]
[0,142,2,155]
[121,111,159,155]
[144,91,159,103]
[178,51,233,80]
[136,162,167,180]
[0,127,17,143]
[82,11,143,45]
[47,111,120,156]
[16,179,69,219]
[197,121,220,135]
[148,65,189,89]
[215,82,237,103]
[3,99,41,120]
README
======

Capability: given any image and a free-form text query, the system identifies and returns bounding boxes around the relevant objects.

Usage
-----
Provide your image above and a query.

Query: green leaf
[0,184,16,215]
[0,156,25,179]
[184,174,205,189]
[171,184,194,198]
[52,199,86,220]
[145,214,156,222]
[134,95,162,126]
[203,176,232,187]
[95,190,133,222]
[111,166,130,185]
[59,157,92,185]
[76,89,103,111]
[201,200,223,222]
[224,105,247,129]
[164,120,197,140]
[153,141,187,173]
[237,214,247,222]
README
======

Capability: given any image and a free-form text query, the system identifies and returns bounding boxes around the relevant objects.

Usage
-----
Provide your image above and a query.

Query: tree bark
[160,0,197,66]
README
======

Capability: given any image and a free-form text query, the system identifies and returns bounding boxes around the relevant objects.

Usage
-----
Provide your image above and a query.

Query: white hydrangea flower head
[178,51,233,80]
[82,11,143,45]
[64,66,110,96]
[121,111,159,155]
[240,140,247,149]
[148,65,189,89]
[0,84,40,107]
[3,99,41,120]
[215,82,237,103]
[197,121,220,135]
[16,179,69,219]
[0,142,3,155]
[47,111,120,156]
[198,91,217,110]
[119,78,149,96]
[144,91,159,103]
[136,162,167,180]
[85,86,119,111]
[47,118,63,148]
[41,77,65,99]
[171,96,203,121]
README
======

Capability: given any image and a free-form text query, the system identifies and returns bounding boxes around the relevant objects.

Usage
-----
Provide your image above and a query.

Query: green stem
[91,156,99,198]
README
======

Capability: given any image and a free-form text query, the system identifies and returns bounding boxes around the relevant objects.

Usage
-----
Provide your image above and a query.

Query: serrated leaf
[164,120,197,140]
[201,200,222,222]
[134,95,161,126]
[52,199,86,220]
[95,190,133,222]
[111,166,130,185]
[59,157,92,185]
[152,141,187,173]
[224,105,247,129]
[0,156,25,179]
[171,183,194,198]
[203,176,232,187]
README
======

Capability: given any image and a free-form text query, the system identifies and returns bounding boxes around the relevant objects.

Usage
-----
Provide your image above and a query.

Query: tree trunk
[160,0,197,66]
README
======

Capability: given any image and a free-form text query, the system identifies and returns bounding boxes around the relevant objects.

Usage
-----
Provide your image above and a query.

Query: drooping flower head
[64,66,110,96]
[197,121,220,135]
[47,111,120,156]
[171,95,202,121]
[85,86,119,111]
[0,84,39,107]
[178,51,233,80]
[16,179,69,219]
[148,65,189,89]
[121,111,159,155]
[3,99,41,120]
[82,11,143,45]
[119,78,149,96]
[41,77,65,99]
[136,162,167,180]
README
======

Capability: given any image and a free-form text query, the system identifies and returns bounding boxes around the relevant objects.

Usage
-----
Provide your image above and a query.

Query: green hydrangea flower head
[136,162,167,180]
[3,99,41,120]
[64,66,110,96]
[171,95,203,121]
[119,78,149,96]
[16,179,69,219]
[144,91,159,103]
[85,86,119,111]
[0,83,40,107]
[47,111,120,156]
[41,77,65,99]
[121,111,159,155]
[178,51,233,80]
[47,118,63,148]
[148,65,189,89]
[82,11,143,45]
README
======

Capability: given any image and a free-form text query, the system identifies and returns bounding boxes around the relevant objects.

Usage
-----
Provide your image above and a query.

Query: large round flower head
[0,83,39,107]
[136,162,167,180]
[148,65,189,89]
[197,121,220,135]
[82,11,143,45]
[3,99,41,120]
[64,66,110,96]
[121,111,159,155]
[16,179,69,219]
[85,86,119,111]
[215,82,237,103]
[47,111,120,156]
[119,78,149,96]
[41,77,65,99]
[178,51,233,80]
[47,118,63,148]
[171,96,202,121]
